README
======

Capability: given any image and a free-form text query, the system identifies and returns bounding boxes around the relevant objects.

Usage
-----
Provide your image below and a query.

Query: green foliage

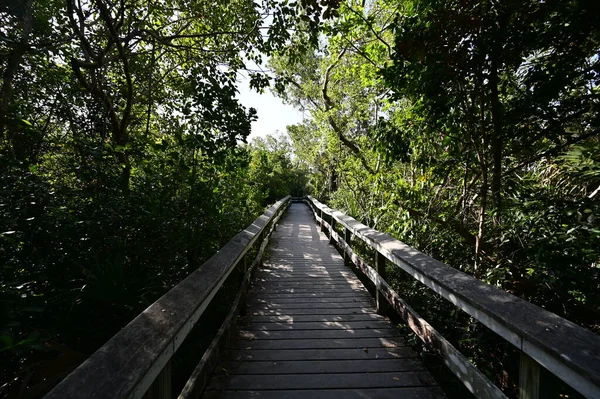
[247,135,309,205]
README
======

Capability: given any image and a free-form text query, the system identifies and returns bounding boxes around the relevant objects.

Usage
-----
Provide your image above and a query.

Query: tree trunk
[489,42,502,225]
[329,167,338,193]
[1,0,34,155]
[475,160,487,278]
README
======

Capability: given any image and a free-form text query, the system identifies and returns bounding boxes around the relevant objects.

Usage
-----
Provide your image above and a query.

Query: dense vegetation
[1,0,598,397]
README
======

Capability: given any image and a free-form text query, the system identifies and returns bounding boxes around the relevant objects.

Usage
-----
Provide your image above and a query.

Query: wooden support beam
[144,361,171,399]
[330,218,336,244]
[319,209,324,231]
[520,352,540,399]
[239,254,249,317]
[375,252,388,315]
[519,353,559,399]
[344,228,352,265]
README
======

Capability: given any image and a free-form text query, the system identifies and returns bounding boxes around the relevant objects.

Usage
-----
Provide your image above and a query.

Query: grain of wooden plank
[250,308,379,316]
[249,301,373,309]
[262,266,347,269]
[262,264,348,268]
[244,320,393,330]
[251,283,366,289]
[252,297,372,304]
[224,347,417,361]
[235,328,402,340]
[251,287,369,296]
[207,372,437,390]
[256,274,353,278]
[258,268,357,274]
[229,337,405,350]
[254,277,362,283]
[246,314,386,323]
[247,292,369,299]
[215,359,426,374]
[203,387,445,399]
[256,271,358,276]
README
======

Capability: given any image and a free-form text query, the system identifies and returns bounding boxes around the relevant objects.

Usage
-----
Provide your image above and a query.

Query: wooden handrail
[305,196,600,398]
[44,196,291,399]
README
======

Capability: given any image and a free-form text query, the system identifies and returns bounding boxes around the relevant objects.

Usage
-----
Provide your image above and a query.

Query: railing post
[519,352,558,399]
[344,227,352,265]
[239,254,249,317]
[329,218,336,244]
[375,252,389,314]
[520,352,540,399]
[319,209,324,232]
[144,360,171,399]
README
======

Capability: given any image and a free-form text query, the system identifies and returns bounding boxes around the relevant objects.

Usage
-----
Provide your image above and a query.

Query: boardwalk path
[204,203,445,398]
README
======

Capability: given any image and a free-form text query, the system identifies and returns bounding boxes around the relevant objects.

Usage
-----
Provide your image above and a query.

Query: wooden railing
[304,196,600,399]
[44,196,291,399]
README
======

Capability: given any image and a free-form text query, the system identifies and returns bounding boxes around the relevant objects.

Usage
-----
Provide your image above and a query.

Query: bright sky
[237,78,306,140]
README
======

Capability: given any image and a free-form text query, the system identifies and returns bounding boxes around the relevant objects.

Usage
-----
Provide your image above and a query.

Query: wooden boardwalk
[203,203,445,398]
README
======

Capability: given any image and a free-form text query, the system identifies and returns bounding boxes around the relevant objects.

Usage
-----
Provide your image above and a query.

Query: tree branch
[321,48,375,174]
[96,0,133,144]
[505,128,600,176]
[343,4,392,57]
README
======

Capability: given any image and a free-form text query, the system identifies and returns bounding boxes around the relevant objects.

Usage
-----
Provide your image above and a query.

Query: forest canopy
[1,0,599,397]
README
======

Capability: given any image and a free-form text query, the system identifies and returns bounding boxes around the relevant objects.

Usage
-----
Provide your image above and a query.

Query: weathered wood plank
[207,372,437,390]
[252,297,370,304]
[248,301,374,309]
[215,359,426,375]
[243,320,393,330]
[203,387,445,399]
[246,314,386,323]
[224,347,417,361]
[247,292,369,299]
[228,337,405,350]
[250,292,368,298]
[254,275,363,284]
[235,328,402,340]
[252,281,365,287]
[250,298,374,309]
[249,308,378,316]
[257,269,355,274]
[261,259,344,264]
[251,286,367,292]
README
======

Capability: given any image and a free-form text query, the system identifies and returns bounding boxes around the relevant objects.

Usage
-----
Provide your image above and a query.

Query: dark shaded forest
[1,0,599,398]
